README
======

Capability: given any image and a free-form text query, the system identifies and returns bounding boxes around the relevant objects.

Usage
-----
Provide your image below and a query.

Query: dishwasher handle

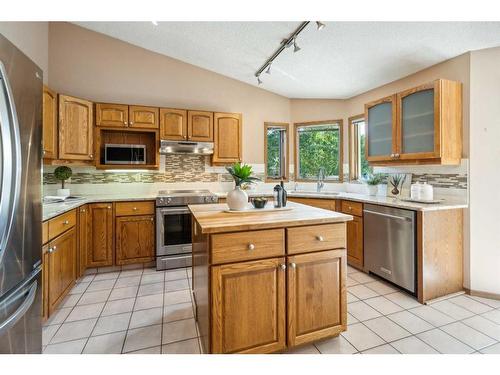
[363,209,412,222]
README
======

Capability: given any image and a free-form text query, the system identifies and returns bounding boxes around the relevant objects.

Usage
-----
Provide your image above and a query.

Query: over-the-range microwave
[104,143,147,165]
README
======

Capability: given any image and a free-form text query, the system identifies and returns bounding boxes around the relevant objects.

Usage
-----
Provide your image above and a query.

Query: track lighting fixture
[254,21,325,85]
[316,21,325,30]
[293,38,301,53]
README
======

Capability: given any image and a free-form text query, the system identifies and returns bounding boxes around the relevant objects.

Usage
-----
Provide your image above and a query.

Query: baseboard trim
[464,288,500,301]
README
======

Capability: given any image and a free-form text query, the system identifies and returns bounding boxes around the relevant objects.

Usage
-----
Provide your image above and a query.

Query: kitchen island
[189,202,353,354]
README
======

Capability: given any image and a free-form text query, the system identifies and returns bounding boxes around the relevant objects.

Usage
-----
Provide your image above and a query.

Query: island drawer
[340,200,363,217]
[287,224,346,254]
[211,229,285,264]
[48,209,77,241]
[115,201,155,216]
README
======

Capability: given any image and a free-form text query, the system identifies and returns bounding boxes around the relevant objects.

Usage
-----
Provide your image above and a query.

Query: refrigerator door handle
[0,60,22,265]
[0,281,37,336]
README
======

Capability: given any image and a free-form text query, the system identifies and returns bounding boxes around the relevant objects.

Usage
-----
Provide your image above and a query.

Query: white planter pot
[366,185,378,196]
[226,186,248,211]
[57,188,70,197]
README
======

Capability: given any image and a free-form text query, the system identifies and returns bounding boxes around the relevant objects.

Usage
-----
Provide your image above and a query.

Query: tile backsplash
[43,155,467,190]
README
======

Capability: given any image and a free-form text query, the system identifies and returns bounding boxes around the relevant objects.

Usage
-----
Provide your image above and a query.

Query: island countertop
[188,201,353,234]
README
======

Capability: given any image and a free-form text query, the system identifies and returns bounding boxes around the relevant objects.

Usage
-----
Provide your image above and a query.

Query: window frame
[293,120,344,183]
[264,122,290,182]
[348,114,366,181]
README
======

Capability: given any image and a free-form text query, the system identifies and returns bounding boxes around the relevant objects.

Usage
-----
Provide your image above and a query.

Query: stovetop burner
[156,189,218,206]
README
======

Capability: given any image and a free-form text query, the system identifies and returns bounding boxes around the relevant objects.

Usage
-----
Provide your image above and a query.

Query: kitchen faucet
[317,167,326,193]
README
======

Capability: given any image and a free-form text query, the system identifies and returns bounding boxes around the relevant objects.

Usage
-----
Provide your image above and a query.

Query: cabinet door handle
[279,264,286,270]
[133,207,138,211]
[124,121,128,126]
[52,246,57,252]
[316,235,324,242]
[290,262,296,269]
[247,243,255,251]
[150,218,154,222]
[129,121,134,125]
[81,209,86,213]
[107,206,112,209]
[89,154,93,158]
[63,220,69,225]
[48,247,53,253]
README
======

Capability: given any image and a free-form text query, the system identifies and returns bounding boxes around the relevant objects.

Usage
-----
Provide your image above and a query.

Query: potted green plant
[54,166,73,197]
[365,173,383,196]
[225,162,260,210]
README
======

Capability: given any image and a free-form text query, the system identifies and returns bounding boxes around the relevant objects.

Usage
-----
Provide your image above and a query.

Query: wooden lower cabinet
[211,258,286,354]
[287,250,347,347]
[87,203,114,267]
[42,244,49,321]
[346,216,364,269]
[115,215,155,265]
[77,205,89,278]
[47,228,77,315]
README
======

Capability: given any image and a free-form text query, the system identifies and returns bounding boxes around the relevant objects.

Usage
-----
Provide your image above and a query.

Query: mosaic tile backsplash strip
[43,154,467,189]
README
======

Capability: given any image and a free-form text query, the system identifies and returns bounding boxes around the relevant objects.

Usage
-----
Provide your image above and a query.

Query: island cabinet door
[211,257,286,354]
[287,249,347,347]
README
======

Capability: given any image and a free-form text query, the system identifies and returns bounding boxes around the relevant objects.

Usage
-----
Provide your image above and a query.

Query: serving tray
[399,198,444,204]
[223,204,294,214]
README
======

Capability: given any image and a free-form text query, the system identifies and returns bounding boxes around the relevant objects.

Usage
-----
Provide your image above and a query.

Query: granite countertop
[189,202,352,234]
[215,190,468,212]
[42,190,468,221]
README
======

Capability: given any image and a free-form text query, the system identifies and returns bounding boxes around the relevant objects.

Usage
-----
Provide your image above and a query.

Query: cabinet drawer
[211,229,285,264]
[42,221,49,244]
[115,201,154,216]
[287,224,346,254]
[341,200,363,217]
[48,210,76,241]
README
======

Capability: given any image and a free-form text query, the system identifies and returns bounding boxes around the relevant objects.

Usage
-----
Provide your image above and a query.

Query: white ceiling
[74,22,500,99]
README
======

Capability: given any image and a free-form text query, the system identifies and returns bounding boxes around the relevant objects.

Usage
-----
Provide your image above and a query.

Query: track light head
[293,38,301,53]
[316,21,325,30]
[257,75,263,85]
[265,64,272,74]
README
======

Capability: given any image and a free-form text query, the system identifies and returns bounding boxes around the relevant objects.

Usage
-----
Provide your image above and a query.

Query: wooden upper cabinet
[211,258,286,354]
[42,85,57,159]
[213,112,242,164]
[160,108,187,140]
[129,105,159,129]
[58,95,94,161]
[397,79,462,164]
[287,250,346,347]
[365,79,462,165]
[188,110,213,142]
[96,103,129,128]
[87,203,114,268]
[115,215,155,265]
[365,95,397,162]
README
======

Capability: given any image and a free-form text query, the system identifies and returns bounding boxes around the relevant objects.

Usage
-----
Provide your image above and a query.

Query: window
[349,115,370,181]
[294,120,343,182]
[264,122,289,182]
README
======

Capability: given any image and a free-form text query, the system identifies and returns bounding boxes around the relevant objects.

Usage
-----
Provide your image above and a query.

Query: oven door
[156,207,192,257]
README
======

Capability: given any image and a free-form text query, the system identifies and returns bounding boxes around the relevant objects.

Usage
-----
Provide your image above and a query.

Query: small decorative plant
[225,163,260,187]
[365,173,384,186]
[54,166,72,189]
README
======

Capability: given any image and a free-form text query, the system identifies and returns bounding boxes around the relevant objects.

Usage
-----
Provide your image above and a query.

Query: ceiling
[74,22,500,99]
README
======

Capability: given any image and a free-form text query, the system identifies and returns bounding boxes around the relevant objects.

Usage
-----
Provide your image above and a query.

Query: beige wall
[469,46,500,295]
[48,22,291,164]
[0,22,49,84]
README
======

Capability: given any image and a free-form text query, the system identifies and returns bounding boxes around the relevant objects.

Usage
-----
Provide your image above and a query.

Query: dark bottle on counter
[273,184,283,208]
[280,180,287,207]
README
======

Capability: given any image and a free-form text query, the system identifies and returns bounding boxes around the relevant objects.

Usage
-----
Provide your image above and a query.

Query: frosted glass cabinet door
[400,88,437,156]
[366,100,394,159]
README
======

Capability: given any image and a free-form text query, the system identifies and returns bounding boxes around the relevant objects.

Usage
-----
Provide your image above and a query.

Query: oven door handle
[157,207,191,215]
[159,255,191,262]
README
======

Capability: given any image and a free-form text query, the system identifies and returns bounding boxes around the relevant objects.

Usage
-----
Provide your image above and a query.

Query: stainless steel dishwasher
[364,204,416,294]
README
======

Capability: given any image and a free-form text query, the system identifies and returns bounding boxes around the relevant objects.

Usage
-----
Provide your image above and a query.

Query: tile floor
[42,265,500,354]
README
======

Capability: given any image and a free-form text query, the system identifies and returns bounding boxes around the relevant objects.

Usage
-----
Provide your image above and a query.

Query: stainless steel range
[156,190,218,270]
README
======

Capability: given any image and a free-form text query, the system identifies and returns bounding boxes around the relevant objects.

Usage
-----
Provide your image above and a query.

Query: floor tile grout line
[80,272,120,353]
[159,268,167,352]
[120,268,144,354]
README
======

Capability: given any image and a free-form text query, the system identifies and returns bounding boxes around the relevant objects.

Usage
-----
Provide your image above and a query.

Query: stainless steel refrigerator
[0,33,43,354]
